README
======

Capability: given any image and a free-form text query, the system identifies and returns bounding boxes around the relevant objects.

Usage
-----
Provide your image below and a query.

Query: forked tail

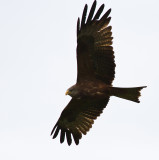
[110,86,147,103]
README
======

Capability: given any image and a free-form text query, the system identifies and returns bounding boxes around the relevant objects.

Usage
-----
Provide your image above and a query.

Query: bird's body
[51,0,146,146]
[66,80,110,99]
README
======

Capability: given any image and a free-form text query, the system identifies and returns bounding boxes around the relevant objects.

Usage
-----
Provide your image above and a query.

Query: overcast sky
[0,0,159,159]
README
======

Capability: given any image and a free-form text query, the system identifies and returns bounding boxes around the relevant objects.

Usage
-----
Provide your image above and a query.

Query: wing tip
[81,4,88,28]
[51,123,82,146]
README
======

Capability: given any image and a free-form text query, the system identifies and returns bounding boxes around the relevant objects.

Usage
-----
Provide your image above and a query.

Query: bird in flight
[51,0,146,145]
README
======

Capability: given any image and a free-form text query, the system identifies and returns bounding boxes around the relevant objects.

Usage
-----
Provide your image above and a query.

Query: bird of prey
[51,0,146,145]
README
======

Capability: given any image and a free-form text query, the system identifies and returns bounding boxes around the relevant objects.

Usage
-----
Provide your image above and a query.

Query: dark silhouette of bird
[51,0,146,145]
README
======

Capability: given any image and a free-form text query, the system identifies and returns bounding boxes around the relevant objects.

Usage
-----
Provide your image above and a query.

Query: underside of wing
[77,0,115,85]
[51,97,109,145]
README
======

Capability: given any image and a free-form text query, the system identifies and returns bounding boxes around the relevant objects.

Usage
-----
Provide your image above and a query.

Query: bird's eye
[70,88,74,91]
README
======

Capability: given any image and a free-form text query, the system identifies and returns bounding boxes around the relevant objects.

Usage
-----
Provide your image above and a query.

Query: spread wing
[76,0,115,85]
[51,97,109,145]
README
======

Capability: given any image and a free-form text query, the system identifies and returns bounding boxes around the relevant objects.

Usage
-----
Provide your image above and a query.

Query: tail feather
[110,86,147,103]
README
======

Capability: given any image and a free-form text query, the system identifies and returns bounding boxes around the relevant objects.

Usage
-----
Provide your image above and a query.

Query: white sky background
[0,0,159,159]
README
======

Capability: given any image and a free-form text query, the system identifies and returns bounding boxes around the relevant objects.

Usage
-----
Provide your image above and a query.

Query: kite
[51,0,146,145]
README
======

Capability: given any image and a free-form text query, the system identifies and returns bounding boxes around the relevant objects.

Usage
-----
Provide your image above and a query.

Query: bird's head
[65,85,80,98]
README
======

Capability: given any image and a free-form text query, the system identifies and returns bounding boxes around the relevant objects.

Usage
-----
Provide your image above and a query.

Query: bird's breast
[77,81,110,98]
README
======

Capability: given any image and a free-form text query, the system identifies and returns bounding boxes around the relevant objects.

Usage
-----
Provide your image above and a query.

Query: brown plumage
[51,0,146,145]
